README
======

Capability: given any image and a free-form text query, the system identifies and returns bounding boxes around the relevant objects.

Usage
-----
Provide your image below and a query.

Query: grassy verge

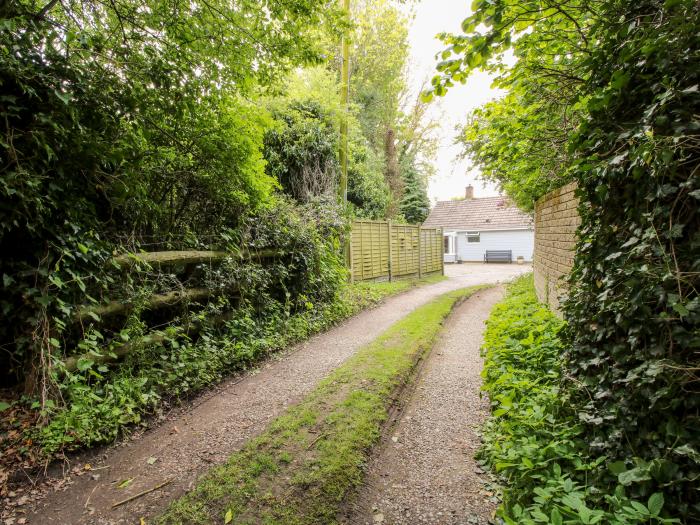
[340,272,446,311]
[479,276,679,524]
[158,285,480,525]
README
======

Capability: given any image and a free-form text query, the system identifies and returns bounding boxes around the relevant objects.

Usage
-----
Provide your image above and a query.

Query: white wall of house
[444,229,534,262]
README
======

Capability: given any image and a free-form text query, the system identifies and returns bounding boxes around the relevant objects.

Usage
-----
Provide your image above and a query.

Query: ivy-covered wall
[533,182,580,313]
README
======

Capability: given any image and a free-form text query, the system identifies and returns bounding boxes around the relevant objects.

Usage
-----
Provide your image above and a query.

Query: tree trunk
[384,128,403,218]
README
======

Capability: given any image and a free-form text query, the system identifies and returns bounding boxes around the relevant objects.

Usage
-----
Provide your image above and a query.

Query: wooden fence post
[349,227,354,283]
[418,227,423,279]
[387,220,393,282]
[440,228,445,276]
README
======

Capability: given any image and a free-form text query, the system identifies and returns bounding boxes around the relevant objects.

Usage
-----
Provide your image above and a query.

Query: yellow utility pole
[339,0,350,203]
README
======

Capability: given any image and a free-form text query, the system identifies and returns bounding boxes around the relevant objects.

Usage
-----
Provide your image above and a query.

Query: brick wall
[534,182,580,314]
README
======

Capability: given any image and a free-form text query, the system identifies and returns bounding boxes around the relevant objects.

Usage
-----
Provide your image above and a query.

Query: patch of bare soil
[341,287,504,525]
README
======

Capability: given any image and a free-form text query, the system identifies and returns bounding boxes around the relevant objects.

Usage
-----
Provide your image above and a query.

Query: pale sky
[403,0,504,203]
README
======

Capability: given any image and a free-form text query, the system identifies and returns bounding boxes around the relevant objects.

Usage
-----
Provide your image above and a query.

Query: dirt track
[343,287,503,525]
[25,265,525,524]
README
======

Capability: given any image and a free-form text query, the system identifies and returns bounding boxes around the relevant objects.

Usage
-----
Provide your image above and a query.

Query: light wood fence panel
[420,228,443,275]
[350,221,443,282]
[350,220,390,281]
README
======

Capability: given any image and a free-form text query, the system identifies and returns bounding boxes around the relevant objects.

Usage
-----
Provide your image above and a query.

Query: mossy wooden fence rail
[350,220,444,282]
[63,249,284,371]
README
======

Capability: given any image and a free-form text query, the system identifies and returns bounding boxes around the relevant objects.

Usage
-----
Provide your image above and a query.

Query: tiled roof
[422,196,533,231]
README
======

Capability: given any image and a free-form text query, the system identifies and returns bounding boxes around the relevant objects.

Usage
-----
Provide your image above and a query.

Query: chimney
[465,185,474,200]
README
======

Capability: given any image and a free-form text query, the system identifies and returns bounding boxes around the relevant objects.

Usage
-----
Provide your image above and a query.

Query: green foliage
[21,200,351,457]
[158,286,482,525]
[350,0,410,148]
[0,0,429,472]
[399,161,430,224]
[562,0,700,517]
[426,0,589,209]
[264,100,339,202]
[0,0,339,383]
[267,66,392,219]
[480,276,681,524]
[460,94,575,210]
[431,0,699,519]
[12,231,442,462]
[347,142,392,219]
[344,0,435,222]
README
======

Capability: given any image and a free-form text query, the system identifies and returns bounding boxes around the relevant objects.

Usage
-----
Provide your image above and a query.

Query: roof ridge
[423,195,533,230]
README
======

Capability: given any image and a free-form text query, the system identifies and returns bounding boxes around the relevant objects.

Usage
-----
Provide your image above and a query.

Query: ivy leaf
[673,444,700,462]
[609,153,627,165]
[672,302,689,317]
[618,466,652,486]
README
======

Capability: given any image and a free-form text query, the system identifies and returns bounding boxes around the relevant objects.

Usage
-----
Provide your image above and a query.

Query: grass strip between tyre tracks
[157,285,486,525]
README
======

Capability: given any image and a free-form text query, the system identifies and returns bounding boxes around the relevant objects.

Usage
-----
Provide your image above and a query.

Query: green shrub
[480,276,681,524]
[21,199,347,456]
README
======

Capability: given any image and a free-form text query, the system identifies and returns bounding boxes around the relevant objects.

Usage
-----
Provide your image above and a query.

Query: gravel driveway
[343,286,504,525]
[25,265,522,524]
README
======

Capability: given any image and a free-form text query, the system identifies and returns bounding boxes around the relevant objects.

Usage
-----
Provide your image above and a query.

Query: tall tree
[399,162,430,224]
[350,0,410,147]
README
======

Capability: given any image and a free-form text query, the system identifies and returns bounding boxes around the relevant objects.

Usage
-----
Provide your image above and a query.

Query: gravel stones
[343,287,504,525]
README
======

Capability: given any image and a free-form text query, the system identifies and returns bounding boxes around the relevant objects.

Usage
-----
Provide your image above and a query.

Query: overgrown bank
[157,286,482,525]
[480,276,681,524]
[0,0,437,488]
[429,0,699,519]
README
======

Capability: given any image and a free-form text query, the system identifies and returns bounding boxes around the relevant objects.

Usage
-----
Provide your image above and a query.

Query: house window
[466,231,480,243]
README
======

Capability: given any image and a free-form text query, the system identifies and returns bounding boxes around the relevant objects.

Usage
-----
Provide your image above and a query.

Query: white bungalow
[423,186,534,263]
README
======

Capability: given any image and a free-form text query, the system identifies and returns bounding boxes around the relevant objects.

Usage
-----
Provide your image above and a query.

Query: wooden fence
[62,248,286,371]
[60,229,442,370]
[350,220,444,282]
